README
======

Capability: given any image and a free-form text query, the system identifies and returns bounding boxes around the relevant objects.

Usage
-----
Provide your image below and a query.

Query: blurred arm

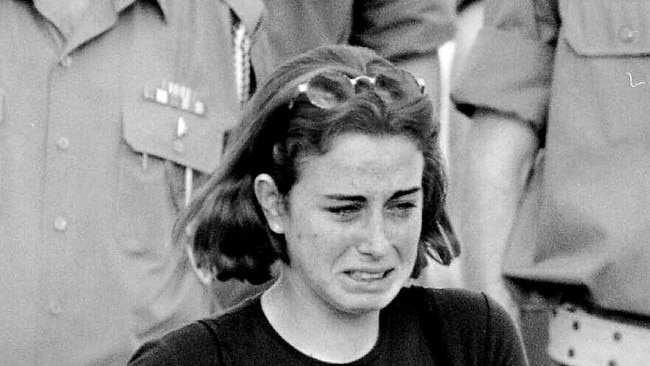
[450,0,558,317]
[458,110,539,319]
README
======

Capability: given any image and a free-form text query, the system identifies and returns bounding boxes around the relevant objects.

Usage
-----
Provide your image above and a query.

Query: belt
[548,304,650,366]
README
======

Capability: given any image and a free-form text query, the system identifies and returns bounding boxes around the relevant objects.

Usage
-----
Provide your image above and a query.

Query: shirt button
[48,300,62,315]
[60,56,73,67]
[54,217,68,232]
[619,27,637,43]
[56,137,70,150]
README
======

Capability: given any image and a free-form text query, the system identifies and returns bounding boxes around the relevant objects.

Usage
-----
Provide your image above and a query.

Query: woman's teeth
[348,270,388,281]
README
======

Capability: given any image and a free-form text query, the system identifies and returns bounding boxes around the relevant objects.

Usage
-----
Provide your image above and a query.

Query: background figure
[444,0,520,316]
[426,0,484,291]
[452,0,650,365]
[0,0,271,364]
[129,44,526,366]
[210,0,458,308]
[261,0,455,105]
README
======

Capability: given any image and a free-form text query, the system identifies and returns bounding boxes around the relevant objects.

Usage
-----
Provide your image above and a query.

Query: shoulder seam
[197,319,224,364]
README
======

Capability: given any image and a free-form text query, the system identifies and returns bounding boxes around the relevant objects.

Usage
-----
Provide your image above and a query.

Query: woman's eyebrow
[323,194,366,202]
[323,187,421,202]
[390,187,422,200]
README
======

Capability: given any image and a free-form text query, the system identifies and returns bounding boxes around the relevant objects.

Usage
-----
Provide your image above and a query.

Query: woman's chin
[328,279,405,316]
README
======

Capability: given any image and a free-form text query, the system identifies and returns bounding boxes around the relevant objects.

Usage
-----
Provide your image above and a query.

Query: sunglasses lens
[293,69,424,111]
[304,72,355,109]
[374,69,424,102]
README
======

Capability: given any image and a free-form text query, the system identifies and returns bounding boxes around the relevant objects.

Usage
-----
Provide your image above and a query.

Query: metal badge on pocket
[139,82,213,206]
[143,81,206,116]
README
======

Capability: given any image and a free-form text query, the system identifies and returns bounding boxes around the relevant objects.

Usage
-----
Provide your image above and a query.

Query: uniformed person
[452,0,650,365]
[0,0,271,365]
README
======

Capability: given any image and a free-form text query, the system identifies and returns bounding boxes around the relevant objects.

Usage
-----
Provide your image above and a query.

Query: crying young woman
[129,45,528,366]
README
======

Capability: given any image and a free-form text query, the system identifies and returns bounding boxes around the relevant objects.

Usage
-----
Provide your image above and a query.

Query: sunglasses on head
[289,68,426,110]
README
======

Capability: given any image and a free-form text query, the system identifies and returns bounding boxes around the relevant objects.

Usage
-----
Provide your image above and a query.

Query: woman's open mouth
[345,269,393,282]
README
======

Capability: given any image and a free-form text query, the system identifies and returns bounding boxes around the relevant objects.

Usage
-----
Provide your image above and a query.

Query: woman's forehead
[292,133,424,195]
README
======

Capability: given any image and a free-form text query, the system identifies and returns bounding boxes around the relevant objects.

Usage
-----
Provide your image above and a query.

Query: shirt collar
[156,0,169,19]
[222,0,264,32]
[151,0,170,20]
[113,0,170,20]
[22,0,170,22]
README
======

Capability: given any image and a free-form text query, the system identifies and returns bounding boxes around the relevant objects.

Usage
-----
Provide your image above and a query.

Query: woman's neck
[261,276,381,363]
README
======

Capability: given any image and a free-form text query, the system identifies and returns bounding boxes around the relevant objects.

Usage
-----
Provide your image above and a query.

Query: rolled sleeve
[351,0,456,61]
[451,0,558,132]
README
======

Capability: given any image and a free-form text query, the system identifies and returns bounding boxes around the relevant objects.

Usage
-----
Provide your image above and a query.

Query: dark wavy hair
[174,45,459,284]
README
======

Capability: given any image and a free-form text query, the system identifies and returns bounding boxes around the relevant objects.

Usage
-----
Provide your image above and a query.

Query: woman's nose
[357,214,390,257]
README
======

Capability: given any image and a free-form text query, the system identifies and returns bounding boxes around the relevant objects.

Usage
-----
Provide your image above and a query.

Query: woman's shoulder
[128,320,221,366]
[204,295,264,333]
[396,285,483,302]
[128,297,262,366]
[393,286,490,313]
[392,286,527,366]
[394,286,516,331]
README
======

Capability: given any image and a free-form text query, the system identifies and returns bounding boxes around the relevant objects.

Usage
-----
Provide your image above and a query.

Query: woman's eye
[388,201,417,215]
[327,204,361,217]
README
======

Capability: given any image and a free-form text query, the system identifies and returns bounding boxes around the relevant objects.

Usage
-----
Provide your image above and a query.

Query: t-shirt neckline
[253,297,390,366]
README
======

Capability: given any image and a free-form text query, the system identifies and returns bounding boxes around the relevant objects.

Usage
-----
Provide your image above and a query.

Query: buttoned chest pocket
[123,100,229,178]
[116,96,236,256]
[558,0,650,144]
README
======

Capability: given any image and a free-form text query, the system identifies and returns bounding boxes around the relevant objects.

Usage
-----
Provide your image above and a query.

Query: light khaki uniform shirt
[453,0,650,317]
[0,0,270,364]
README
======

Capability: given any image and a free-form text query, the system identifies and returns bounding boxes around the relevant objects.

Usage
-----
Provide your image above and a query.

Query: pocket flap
[561,0,650,57]
[123,100,231,174]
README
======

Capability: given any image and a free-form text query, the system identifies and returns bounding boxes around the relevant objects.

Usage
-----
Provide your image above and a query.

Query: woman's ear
[253,174,285,234]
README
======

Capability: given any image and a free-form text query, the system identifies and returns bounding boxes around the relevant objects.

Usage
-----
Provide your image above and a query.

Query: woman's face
[277,132,424,316]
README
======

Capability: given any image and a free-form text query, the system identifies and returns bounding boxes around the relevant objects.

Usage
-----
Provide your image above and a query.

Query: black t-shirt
[129,287,528,366]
